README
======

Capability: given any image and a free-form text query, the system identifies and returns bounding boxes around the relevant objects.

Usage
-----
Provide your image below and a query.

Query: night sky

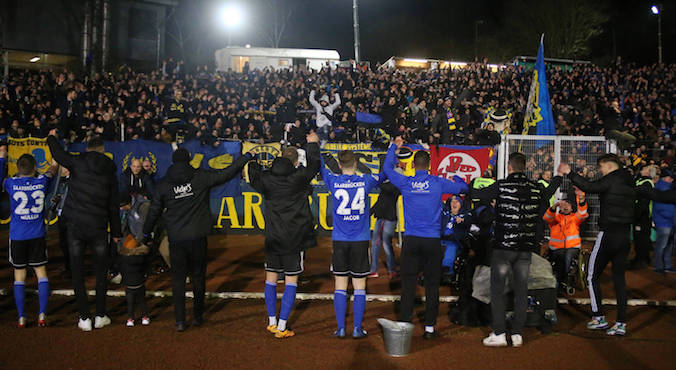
[209,0,674,65]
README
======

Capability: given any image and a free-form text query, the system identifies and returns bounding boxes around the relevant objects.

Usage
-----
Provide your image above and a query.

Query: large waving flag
[522,34,555,137]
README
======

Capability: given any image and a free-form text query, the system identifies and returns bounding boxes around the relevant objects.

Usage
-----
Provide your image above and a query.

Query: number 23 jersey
[5,175,51,241]
[323,172,381,242]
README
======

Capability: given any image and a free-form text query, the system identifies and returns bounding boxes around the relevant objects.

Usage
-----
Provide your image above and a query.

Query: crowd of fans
[0,59,673,164]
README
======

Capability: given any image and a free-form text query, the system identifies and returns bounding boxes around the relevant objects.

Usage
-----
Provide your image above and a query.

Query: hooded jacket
[119,168,154,198]
[248,143,320,255]
[47,136,121,237]
[309,91,340,129]
[143,153,252,243]
[568,168,635,228]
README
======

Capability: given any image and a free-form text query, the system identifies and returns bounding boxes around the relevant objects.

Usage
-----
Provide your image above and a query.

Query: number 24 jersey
[5,175,51,241]
[322,170,381,242]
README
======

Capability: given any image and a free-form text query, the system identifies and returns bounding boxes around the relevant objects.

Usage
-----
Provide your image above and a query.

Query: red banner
[430,146,493,184]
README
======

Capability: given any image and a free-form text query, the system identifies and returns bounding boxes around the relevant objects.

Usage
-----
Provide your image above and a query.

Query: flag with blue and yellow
[522,35,555,137]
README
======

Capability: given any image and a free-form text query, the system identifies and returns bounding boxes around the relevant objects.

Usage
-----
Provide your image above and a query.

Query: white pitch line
[1,288,674,306]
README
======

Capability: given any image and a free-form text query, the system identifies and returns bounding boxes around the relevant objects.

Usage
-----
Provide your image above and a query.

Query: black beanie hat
[172,148,191,163]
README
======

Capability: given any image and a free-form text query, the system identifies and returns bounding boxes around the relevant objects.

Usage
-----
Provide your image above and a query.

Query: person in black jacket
[118,241,150,328]
[248,132,320,339]
[630,164,655,269]
[482,152,542,348]
[559,153,636,336]
[142,147,253,332]
[369,180,400,278]
[119,159,154,198]
[47,132,121,332]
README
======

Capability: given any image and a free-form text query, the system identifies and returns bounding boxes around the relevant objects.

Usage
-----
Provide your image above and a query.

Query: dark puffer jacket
[568,168,635,228]
[492,172,542,252]
[248,143,320,255]
[47,136,121,237]
[118,244,149,287]
[143,153,252,243]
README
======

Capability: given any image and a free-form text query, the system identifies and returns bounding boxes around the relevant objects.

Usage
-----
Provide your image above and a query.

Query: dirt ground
[0,232,674,369]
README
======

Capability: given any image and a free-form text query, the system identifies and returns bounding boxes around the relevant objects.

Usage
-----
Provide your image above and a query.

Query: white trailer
[215,46,340,72]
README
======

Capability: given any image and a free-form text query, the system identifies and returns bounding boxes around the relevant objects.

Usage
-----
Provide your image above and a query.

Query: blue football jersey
[321,164,381,241]
[5,175,51,241]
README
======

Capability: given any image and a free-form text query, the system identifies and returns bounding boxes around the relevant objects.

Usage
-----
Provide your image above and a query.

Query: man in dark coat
[143,147,253,331]
[47,132,121,332]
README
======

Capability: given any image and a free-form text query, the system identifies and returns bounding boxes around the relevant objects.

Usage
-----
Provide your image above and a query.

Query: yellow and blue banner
[180,139,243,198]
[522,35,555,137]
[7,138,54,176]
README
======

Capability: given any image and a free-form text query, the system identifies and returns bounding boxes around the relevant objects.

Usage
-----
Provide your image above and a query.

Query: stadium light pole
[474,20,484,62]
[219,3,244,46]
[651,5,662,64]
[353,0,361,63]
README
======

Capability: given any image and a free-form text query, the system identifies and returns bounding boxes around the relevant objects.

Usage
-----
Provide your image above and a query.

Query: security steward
[631,164,655,269]
[143,147,253,332]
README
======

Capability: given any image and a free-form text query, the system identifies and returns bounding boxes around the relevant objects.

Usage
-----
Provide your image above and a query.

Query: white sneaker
[511,334,523,347]
[94,315,111,329]
[141,317,151,326]
[126,319,135,327]
[483,332,508,347]
[78,318,92,332]
[110,273,122,284]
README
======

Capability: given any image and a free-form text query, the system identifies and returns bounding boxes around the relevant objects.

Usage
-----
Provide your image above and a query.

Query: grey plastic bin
[378,318,415,357]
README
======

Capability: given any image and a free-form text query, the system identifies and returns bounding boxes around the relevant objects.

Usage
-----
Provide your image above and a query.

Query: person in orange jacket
[543,187,588,289]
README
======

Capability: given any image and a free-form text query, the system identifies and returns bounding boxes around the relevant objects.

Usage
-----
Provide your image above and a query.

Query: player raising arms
[383,136,468,339]
[248,132,320,339]
[5,154,57,327]
[320,150,383,339]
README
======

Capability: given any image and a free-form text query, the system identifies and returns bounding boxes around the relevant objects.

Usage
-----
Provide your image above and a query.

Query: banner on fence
[241,142,282,182]
[68,139,174,179]
[7,138,53,176]
[429,145,495,183]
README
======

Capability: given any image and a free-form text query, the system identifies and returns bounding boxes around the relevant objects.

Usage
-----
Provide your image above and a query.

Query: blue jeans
[654,226,673,270]
[370,219,397,273]
[441,240,459,273]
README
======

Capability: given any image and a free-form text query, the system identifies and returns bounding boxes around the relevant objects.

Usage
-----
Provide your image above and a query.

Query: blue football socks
[278,283,297,332]
[353,289,366,330]
[38,277,50,315]
[14,281,25,318]
[334,290,347,330]
[265,281,277,326]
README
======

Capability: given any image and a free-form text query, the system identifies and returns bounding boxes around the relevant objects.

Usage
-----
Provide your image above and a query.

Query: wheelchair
[549,248,589,296]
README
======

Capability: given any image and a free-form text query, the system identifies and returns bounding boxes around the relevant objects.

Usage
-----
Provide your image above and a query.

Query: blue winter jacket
[383,144,468,238]
[652,180,675,228]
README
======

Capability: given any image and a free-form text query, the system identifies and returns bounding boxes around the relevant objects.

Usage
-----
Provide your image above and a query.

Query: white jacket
[309,90,341,128]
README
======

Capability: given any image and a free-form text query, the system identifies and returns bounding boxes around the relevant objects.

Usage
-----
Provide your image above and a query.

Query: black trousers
[588,225,630,322]
[490,249,531,335]
[58,220,70,271]
[126,286,148,318]
[633,220,652,264]
[170,237,207,324]
[398,236,442,327]
[68,227,109,320]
